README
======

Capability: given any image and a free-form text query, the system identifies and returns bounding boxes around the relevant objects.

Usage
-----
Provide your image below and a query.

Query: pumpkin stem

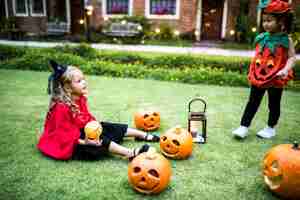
[292,141,299,150]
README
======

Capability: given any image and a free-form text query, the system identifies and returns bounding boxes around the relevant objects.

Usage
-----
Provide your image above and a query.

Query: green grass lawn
[1,69,300,200]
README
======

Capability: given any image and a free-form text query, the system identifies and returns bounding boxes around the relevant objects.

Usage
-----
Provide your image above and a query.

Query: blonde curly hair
[49,66,81,113]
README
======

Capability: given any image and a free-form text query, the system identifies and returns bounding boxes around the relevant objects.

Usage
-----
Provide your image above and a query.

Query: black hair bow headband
[47,60,67,94]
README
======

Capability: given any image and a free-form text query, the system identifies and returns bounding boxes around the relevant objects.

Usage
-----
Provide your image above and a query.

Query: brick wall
[291,0,300,9]
[248,0,259,21]
[15,17,47,34]
[179,0,197,33]
[144,0,198,33]
[225,0,240,40]
[90,1,103,31]
[133,0,145,16]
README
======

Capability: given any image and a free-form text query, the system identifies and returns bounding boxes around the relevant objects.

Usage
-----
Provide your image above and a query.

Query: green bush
[0,45,27,61]
[53,43,99,59]
[0,48,86,71]
[0,44,299,90]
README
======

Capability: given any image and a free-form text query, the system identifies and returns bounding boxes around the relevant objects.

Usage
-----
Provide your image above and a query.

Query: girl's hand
[78,139,102,146]
[85,139,102,146]
[276,68,289,79]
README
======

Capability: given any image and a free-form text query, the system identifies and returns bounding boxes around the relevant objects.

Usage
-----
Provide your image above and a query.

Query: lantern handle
[188,97,206,113]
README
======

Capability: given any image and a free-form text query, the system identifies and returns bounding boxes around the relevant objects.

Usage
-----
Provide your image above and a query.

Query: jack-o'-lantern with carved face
[262,142,300,200]
[128,150,171,194]
[134,110,160,131]
[160,126,193,159]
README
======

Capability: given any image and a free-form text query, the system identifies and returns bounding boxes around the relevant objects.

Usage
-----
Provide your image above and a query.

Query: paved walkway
[1,39,300,60]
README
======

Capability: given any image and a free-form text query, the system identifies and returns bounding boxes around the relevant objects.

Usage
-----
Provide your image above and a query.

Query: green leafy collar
[255,32,289,54]
[257,0,270,9]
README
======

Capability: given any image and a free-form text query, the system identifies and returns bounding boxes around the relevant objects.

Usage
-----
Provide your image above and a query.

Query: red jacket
[37,96,95,160]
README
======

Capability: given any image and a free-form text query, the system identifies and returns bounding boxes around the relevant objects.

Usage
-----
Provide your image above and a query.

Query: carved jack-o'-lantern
[134,110,160,131]
[160,126,193,159]
[263,142,300,200]
[84,121,102,142]
[128,150,171,194]
[248,45,294,88]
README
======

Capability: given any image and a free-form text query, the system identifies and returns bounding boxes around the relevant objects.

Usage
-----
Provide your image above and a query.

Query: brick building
[1,0,299,41]
[1,0,84,35]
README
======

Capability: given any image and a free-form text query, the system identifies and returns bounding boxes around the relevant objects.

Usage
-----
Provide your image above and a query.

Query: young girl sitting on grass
[37,60,159,161]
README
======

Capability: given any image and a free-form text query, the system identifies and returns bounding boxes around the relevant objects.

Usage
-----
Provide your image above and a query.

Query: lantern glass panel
[189,119,205,143]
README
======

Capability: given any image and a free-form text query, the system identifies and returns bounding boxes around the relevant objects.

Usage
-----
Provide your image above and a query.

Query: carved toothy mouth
[144,123,159,131]
[162,145,179,157]
[264,175,282,190]
[136,183,159,192]
[144,123,155,128]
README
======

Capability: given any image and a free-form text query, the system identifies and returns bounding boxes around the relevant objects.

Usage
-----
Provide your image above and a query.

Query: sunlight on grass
[0,69,299,200]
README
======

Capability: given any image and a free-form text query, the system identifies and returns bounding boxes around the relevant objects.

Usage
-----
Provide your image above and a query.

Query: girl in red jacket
[37,60,159,161]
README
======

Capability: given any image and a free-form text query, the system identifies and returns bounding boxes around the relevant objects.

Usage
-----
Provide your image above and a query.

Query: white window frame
[102,0,133,18]
[221,0,228,39]
[5,0,9,18]
[30,0,46,17]
[13,0,29,17]
[145,0,180,20]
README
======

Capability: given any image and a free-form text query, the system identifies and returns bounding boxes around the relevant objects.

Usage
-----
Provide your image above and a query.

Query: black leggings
[73,122,128,160]
[241,86,283,128]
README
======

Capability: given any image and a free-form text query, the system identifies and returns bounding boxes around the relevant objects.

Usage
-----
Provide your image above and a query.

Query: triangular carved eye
[172,140,180,146]
[148,169,159,178]
[267,60,274,68]
[143,114,149,118]
[256,59,261,67]
[134,167,141,173]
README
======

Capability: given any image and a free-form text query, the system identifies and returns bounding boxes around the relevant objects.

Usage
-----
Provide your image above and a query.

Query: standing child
[37,60,159,161]
[232,0,297,139]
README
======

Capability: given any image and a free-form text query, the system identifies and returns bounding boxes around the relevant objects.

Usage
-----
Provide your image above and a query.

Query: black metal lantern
[188,97,207,143]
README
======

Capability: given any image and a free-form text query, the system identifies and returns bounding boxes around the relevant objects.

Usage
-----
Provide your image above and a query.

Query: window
[31,0,46,16]
[13,0,46,17]
[103,0,132,17]
[146,0,180,19]
[107,0,129,15]
[150,0,176,15]
[13,0,28,16]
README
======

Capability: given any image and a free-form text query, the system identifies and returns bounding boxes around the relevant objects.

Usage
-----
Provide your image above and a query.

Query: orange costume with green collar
[248,32,294,88]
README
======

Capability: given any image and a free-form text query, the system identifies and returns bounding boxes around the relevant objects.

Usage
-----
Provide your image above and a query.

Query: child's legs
[241,86,266,127]
[108,140,132,158]
[125,128,160,142]
[125,128,147,138]
[267,87,283,127]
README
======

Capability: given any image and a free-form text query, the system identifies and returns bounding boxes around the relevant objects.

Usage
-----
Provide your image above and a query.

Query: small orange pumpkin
[160,126,193,159]
[128,150,171,194]
[84,121,102,142]
[134,110,160,131]
[262,142,300,200]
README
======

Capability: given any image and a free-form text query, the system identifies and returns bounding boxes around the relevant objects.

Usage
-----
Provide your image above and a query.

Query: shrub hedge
[0,44,299,90]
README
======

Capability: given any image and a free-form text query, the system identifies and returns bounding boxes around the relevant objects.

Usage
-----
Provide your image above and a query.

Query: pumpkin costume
[233,0,295,138]
[250,0,294,88]
[248,32,294,88]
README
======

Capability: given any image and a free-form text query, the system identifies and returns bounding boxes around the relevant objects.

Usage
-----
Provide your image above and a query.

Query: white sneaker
[256,126,276,139]
[232,126,249,139]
